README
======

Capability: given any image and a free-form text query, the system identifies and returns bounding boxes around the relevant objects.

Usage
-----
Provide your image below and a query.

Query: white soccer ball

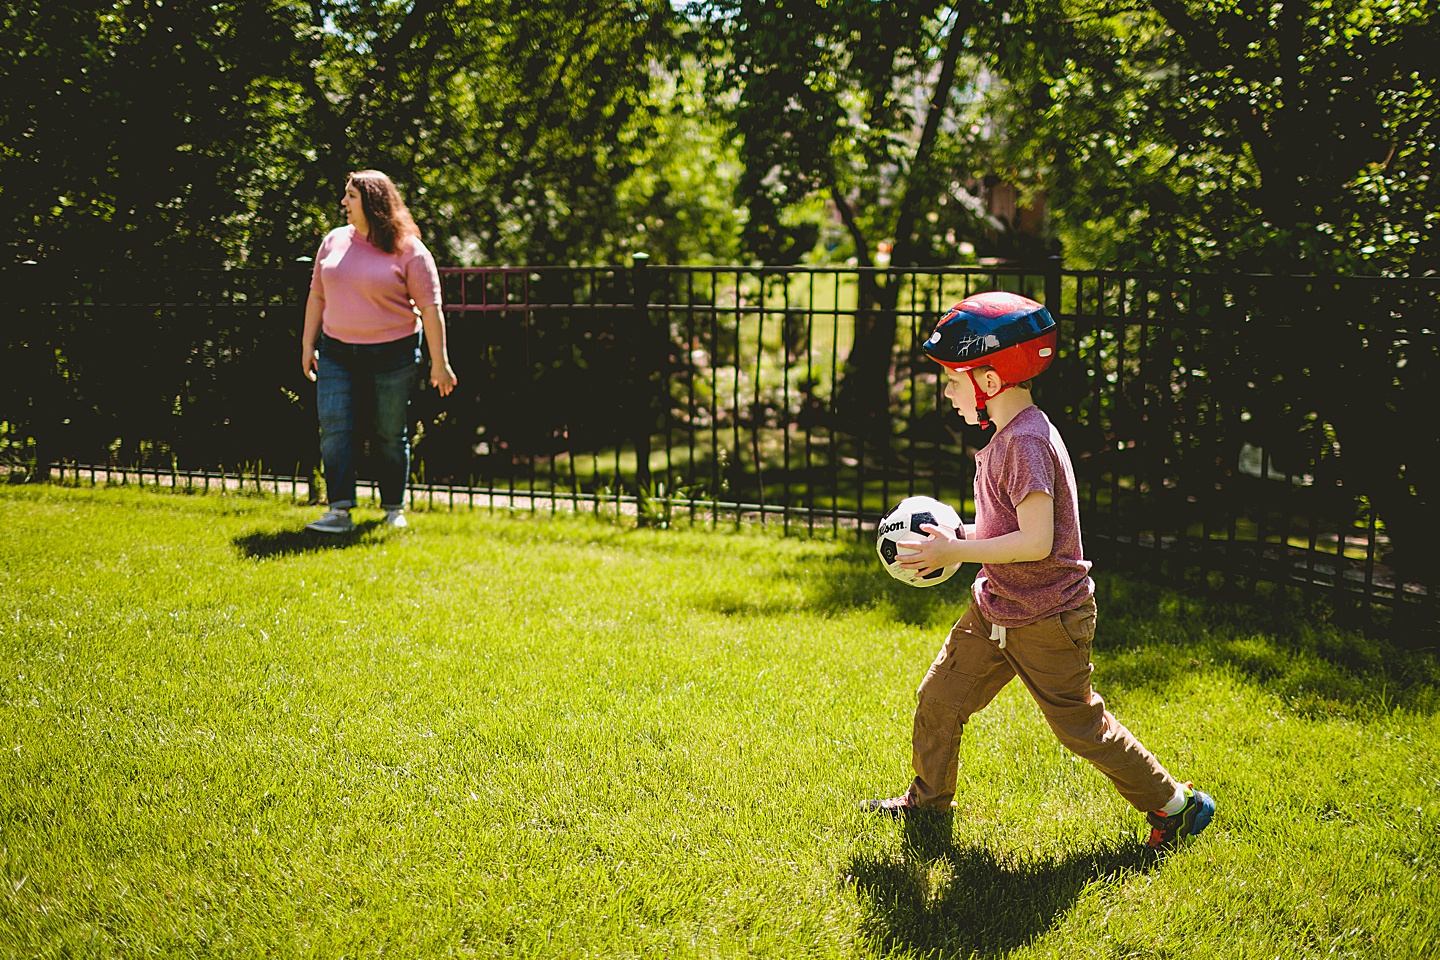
[875,495,965,588]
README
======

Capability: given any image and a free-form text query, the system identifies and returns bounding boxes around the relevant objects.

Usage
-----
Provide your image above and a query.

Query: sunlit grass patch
[2,483,1437,958]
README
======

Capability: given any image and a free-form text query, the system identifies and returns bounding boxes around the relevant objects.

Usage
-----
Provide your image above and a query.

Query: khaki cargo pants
[909,596,1180,813]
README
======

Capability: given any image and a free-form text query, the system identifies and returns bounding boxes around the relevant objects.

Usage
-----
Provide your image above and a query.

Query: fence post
[296,260,322,503]
[15,262,53,482]
[1044,251,1063,327]
[1042,251,1071,416]
[631,252,654,495]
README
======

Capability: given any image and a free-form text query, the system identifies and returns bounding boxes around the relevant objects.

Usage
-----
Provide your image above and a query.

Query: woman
[301,169,457,533]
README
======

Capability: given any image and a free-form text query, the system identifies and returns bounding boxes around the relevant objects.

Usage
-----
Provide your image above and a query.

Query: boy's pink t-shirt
[971,404,1094,627]
[308,226,443,344]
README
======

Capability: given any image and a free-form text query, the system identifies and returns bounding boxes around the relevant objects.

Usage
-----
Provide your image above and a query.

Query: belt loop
[990,623,1007,649]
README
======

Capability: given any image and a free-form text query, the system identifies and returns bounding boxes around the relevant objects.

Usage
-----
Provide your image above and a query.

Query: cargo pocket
[1058,602,1097,667]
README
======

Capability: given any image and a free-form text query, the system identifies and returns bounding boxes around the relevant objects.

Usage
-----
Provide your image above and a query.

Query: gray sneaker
[383,509,408,529]
[305,509,354,534]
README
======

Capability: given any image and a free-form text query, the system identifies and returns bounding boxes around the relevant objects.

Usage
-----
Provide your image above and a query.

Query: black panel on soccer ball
[909,511,936,534]
[879,539,899,564]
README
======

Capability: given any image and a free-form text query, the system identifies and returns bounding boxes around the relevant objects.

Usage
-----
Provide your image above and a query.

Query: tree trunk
[833,5,971,437]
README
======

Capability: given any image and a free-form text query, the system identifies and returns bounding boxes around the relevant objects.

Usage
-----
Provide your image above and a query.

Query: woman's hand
[418,305,456,397]
[301,291,324,383]
[430,360,457,397]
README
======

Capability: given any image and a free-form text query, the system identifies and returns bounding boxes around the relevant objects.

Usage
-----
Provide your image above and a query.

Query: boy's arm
[897,491,1055,574]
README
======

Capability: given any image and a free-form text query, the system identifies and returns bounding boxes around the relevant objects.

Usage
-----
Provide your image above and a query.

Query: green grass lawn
[2,483,1438,959]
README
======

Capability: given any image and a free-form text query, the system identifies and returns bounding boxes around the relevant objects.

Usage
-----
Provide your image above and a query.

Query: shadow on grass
[233,520,385,559]
[847,820,1154,959]
[775,540,977,626]
[1094,576,1440,716]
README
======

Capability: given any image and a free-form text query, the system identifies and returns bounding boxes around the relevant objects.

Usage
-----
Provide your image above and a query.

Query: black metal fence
[5,260,1436,625]
[1050,271,1438,627]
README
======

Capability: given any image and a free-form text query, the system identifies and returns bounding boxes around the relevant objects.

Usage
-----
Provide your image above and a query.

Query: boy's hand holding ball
[876,496,967,588]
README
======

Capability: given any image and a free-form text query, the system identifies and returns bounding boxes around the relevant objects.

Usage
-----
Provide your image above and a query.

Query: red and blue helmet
[923,291,1057,426]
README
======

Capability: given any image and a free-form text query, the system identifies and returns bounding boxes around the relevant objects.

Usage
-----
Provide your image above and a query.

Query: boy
[863,291,1214,851]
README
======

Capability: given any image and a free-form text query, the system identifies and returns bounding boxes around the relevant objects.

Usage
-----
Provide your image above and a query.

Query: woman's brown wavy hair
[347,169,421,254]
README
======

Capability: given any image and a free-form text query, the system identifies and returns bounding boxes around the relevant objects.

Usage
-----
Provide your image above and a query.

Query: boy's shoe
[1145,783,1215,850]
[383,509,408,529]
[305,509,354,534]
[861,793,920,820]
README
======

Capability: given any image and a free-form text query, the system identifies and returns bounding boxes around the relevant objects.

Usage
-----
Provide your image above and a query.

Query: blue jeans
[315,333,422,510]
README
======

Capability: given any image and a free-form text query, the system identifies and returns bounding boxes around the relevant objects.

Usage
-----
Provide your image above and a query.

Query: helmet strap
[966,369,1011,430]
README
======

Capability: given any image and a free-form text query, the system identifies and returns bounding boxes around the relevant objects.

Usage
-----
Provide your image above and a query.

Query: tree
[0,0,681,267]
[0,0,300,265]
[610,63,744,267]
[998,1,1439,273]
[688,0,1438,431]
[986,2,1440,578]
[688,0,1063,431]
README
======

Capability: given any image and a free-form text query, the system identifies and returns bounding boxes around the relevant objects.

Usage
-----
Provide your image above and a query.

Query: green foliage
[0,0,299,265]
[684,0,1437,275]
[0,0,684,267]
[4,483,1440,957]
[999,0,1440,273]
[5,1,1435,277]
[610,62,744,266]
[685,0,1070,425]
[689,0,1053,268]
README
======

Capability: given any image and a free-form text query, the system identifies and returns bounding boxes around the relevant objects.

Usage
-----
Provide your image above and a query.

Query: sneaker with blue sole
[1145,782,1215,850]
